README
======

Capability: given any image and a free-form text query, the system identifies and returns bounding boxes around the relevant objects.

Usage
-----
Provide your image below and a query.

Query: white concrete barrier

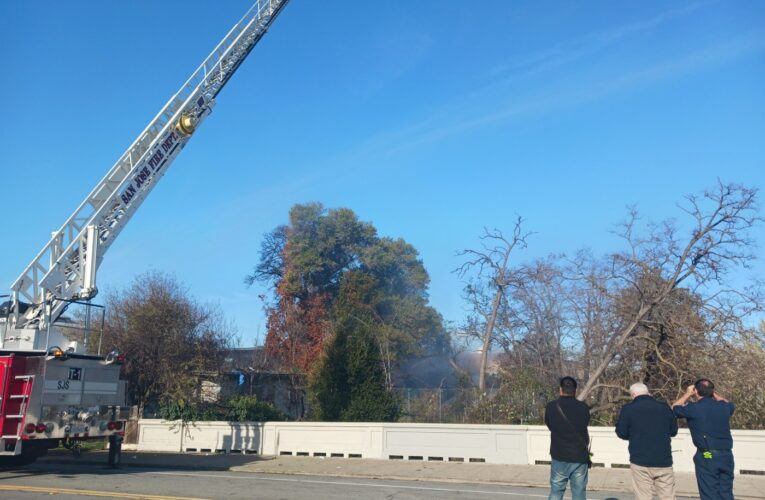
[182,422,262,453]
[136,420,765,474]
[137,420,262,454]
[263,422,382,458]
[381,423,528,464]
[137,420,183,452]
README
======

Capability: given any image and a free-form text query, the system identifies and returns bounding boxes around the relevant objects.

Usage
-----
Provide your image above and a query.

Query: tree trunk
[478,285,503,392]
[578,303,652,400]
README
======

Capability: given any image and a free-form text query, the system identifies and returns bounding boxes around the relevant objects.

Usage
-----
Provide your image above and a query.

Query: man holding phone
[672,378,735,500]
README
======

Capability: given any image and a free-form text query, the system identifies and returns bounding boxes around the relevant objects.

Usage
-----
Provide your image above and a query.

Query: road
[0,462,698,499]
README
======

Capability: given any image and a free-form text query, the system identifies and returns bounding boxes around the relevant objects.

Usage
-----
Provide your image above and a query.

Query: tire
[108,435,122,468]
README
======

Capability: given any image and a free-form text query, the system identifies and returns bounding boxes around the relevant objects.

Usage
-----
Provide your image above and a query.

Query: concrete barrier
[263,422,382,458]
[136,420,765,474]
[381,423,528,464]
[182,422,263,454]
[137,420,183,452]
[137,420,262,454]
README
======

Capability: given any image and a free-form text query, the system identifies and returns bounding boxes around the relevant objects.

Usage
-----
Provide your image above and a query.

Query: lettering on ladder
[120,131,179,206]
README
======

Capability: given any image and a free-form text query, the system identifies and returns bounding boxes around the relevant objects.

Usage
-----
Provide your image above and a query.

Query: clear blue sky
[1,1,763,346]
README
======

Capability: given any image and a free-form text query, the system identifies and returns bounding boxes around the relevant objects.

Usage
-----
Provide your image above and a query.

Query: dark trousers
[693,449,734,500]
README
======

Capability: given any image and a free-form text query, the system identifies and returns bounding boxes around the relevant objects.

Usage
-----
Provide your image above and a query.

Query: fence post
[438,388,442,423]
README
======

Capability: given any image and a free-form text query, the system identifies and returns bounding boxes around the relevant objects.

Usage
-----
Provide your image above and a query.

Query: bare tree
[101,272,236,415]
[455,217,532,391]
[500,258,568,378]
[452,183,763,425]
[577,182,763,401]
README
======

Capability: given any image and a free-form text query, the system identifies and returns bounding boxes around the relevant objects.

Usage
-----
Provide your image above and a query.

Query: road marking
[152,471,573,498]
[0,484,208,500]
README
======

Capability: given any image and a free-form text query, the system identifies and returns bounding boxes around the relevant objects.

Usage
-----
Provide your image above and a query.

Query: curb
[38,457,232,471]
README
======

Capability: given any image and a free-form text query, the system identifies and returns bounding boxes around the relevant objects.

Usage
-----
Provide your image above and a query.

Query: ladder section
[0,357,35,455]
[10,0,290,329]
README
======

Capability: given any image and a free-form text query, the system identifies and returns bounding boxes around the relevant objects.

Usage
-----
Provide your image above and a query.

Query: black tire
[108,435,122,468]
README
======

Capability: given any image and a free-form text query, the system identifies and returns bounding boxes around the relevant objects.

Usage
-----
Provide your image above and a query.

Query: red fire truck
[1,0,289,467]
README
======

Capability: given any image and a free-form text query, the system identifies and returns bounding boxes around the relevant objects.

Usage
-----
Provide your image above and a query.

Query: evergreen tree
[310,272,398,421]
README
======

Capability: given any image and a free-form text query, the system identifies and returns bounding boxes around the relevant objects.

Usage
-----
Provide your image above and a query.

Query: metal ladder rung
[1,435,21,439]
[9,394,29,399]
[14,375,33,380]
[4,414,24,419]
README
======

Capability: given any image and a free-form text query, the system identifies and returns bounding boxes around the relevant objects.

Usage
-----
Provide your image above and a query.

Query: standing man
[672,379,735,500]
[615,382,678,500]
[544,376,590,500]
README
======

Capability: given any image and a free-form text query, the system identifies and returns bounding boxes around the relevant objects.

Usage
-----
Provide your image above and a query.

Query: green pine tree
[310,272,399,422]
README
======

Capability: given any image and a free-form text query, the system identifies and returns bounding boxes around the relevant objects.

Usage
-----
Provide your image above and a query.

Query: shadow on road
[1,448,270,478]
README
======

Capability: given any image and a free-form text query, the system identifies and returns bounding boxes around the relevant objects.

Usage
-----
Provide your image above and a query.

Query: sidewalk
[40,450,765,499]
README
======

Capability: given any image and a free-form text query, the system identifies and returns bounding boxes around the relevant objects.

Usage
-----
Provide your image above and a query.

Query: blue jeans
[549,458,588,500]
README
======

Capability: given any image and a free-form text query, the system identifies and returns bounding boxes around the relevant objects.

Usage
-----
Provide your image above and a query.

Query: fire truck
[0,0,290,467]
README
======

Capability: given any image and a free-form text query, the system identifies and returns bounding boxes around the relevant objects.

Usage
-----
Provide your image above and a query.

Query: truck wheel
[108,435,122,468]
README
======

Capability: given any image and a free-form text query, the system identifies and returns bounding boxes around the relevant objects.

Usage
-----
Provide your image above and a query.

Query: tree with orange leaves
[248,203,446,418]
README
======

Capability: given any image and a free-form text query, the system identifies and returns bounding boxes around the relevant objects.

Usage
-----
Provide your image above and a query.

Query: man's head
[559,376,577,396]
[694,378,715,399]
[629,382,649,399]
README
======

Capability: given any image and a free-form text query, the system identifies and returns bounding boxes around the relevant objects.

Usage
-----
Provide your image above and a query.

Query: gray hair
[629,383,649,397]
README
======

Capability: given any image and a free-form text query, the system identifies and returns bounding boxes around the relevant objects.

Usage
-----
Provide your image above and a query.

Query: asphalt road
[0,462,695,499]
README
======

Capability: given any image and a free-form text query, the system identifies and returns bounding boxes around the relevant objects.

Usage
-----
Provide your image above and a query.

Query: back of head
[695,378,715,398]
[560,376,577,396]
[629,382,649,398]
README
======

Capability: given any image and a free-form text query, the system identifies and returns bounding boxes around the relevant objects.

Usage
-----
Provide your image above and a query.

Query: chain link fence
[393,387,551,425]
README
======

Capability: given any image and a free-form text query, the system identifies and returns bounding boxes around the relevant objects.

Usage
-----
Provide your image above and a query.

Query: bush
[159,395,287,422]
[224,395,288,422]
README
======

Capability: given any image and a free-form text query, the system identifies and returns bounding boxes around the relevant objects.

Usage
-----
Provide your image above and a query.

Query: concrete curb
[39,457,234,471]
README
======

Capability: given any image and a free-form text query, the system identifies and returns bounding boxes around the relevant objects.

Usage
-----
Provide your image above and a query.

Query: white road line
[151,471,604,499]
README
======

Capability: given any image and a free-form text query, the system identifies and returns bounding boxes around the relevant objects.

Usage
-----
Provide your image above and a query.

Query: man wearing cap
[672,379,735,500]
[615,382,678,500]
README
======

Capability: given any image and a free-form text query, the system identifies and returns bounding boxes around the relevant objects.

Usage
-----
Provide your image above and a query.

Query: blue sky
[1,1,763,346]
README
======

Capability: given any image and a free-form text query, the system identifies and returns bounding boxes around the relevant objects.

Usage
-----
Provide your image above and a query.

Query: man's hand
[713,392,729,403]
[673,385,696,408]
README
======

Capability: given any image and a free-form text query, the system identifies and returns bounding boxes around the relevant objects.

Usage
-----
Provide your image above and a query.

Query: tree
[577,182,763,401]
[309,272,399,421]
[248,203,446,378]
[99,272,235,415]
[462,182,764,426]
[455,218,531,391]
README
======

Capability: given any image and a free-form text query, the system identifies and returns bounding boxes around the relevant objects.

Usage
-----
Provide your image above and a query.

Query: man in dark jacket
[673,379,735,500]
[544,376,590,500]
[615,382,678,500]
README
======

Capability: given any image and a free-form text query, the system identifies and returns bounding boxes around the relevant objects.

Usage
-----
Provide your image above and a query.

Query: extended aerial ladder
[4,0,289,341]
[1,0,290,465]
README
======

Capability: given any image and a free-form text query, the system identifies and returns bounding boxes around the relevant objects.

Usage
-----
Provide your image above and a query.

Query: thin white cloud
[373,29,765,157]
[181,3,762,224]
[212,25,763,207]
[482,1,712,84]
